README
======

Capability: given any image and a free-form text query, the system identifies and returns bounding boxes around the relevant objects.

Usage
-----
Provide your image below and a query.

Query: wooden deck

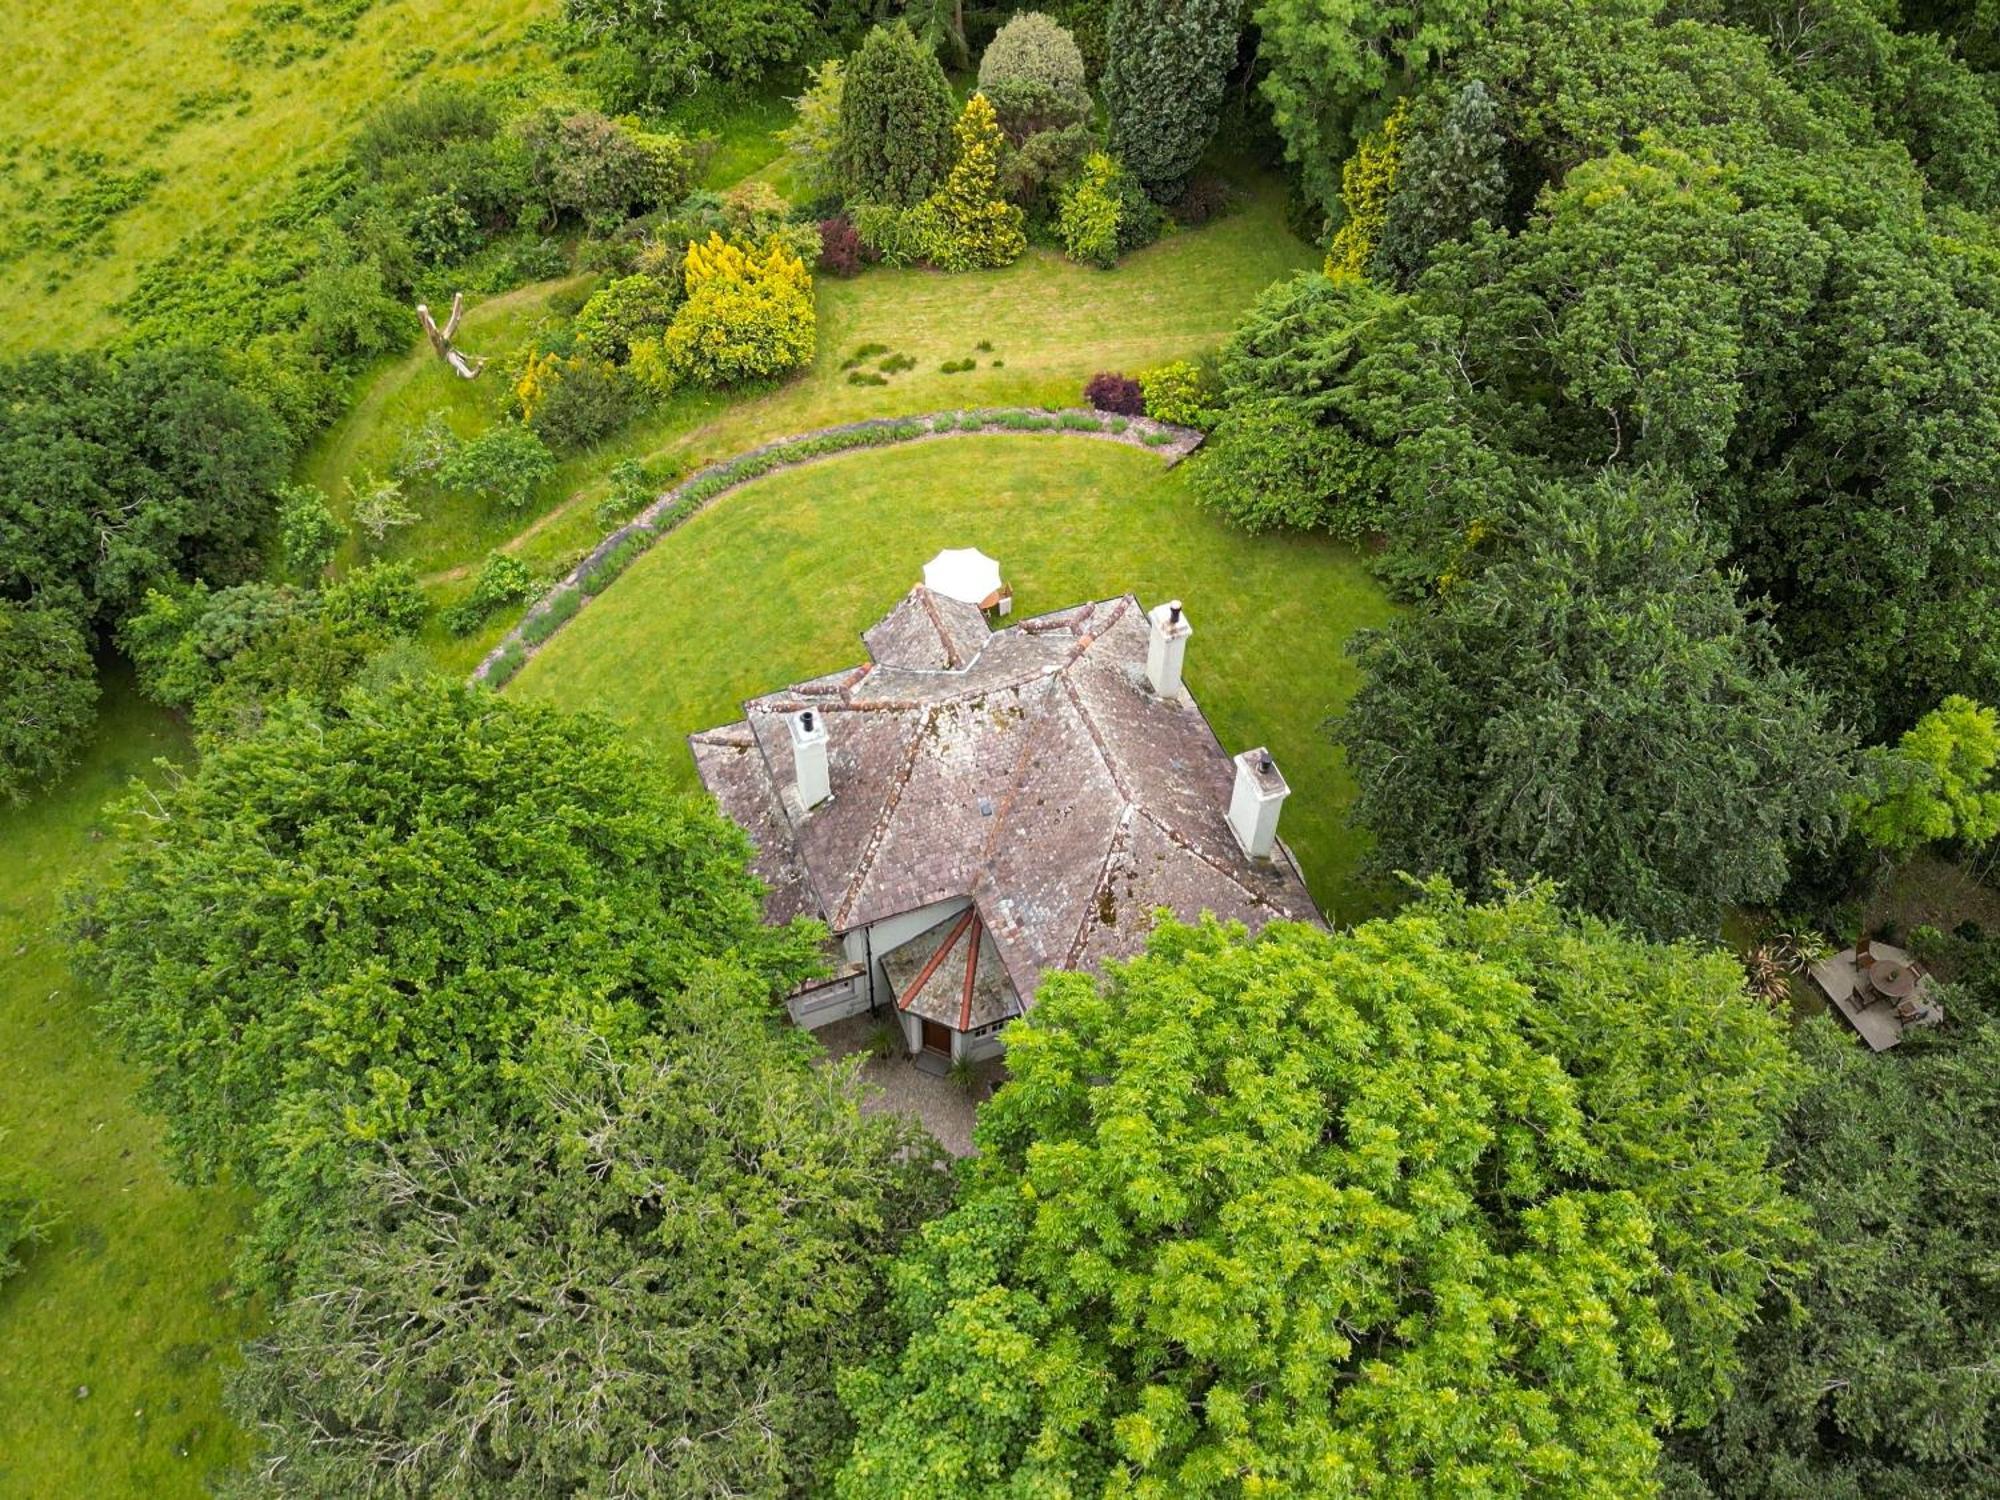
[1809,943,1939,1051]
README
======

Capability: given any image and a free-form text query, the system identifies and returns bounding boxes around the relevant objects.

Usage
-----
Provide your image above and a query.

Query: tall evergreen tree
[1102,0,1240,201]
[837,22,958,207]
[929,93,1028,270]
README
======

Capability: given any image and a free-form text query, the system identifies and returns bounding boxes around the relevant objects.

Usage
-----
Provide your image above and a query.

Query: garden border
[471,408,1205,689]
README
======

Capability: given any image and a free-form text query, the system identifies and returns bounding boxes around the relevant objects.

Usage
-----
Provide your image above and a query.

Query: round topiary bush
[979,11,1088,96]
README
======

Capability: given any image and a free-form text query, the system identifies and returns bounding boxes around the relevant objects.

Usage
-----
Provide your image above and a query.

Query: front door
[920,1018,952,1057]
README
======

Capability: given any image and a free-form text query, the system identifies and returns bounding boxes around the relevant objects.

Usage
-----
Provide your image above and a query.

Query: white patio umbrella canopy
[922,547,1003,607]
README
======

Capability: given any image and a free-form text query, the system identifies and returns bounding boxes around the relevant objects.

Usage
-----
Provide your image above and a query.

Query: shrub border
[471,408,1204,688]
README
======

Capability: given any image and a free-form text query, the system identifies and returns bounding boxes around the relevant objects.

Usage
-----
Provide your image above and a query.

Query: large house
[691,584,1319,1065]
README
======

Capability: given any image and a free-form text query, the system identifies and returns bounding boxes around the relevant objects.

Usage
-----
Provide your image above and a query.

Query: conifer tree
[929,93,1027,271]
[837,22,957,207]
[1102,0,1239,201]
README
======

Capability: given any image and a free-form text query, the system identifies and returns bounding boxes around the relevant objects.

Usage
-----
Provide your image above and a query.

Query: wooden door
[921,1018,951,1056]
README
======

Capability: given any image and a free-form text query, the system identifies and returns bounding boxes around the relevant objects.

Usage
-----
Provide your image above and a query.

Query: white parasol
[922,547,1004,607]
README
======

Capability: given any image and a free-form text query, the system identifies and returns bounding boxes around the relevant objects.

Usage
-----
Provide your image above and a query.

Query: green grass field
[0,0,549,350]
[0,672,253,1500]
[511,436,1398,921]
[302,179,1316,602]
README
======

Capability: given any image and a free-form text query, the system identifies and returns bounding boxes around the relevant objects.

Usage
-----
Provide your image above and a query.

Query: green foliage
[1339,471,1855,938]
[346,470,420,546]
[517,109,695,232]
[0,1141,53,1288]
[1325,97,1407,278]
[0,598,98,805]
[838,23,958,207]
[441,551,536,636]
[70,680,824,1288]
[1188,396,1390,537]
[1104,0,1240,201]
[1056,151,1161,266]
[1135,358,1214,425]
[1253,0,1485,222]
[570,272,679,362]
[657,233,817,387]
[1854,695,2000,855]
[925,94,1027,272]
[564,0,820,99]
[320,559,428,638]
[276,483,343,581]
[779,57,847,203]
[840,886,1805,1495]
[1672,1009,2000,1497]
[0,348,288,627]
[1377,79,1509,284]
[226,1007,951,1497]
[515,352,636,452]
[979,11,1092,142]
[435,422,557,510]
[120,581,309,711]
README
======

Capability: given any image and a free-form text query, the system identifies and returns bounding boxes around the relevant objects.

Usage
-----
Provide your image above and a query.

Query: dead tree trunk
[415,292,488,379]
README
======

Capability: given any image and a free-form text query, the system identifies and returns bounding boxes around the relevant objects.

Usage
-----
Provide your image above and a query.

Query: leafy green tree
[70,680,822,1286]
[226,1002,951,1499]
[563,0,819,97]
[0,596,97,804]
[120,581,311,711]
[1854,695,2000,855]
[1102,0,1240,200]
[1339,471,1854,938]
[435,423,558,510]
[838,23,958,207]
[276,483,343,582]
[1253,0,1486,222]
[779,57,848,203]
[346,470,420,546]
[839,884,1805,1496]
[927,94,1027,270]
[1672,1008,2000,1499]
[978,9,1092,139]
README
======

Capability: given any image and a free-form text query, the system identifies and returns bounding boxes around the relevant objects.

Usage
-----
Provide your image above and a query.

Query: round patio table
[1871,960,1919,1000]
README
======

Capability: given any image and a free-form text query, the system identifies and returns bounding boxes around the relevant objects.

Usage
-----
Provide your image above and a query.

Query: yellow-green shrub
[929,94,1025,271]
[1137,360,1215,426]
[1326,99,1409,280]
[660,233,816,387]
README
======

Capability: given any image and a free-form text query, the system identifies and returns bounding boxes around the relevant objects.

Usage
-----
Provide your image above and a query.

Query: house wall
[843,896,974,1052]
[787,972,869,1030]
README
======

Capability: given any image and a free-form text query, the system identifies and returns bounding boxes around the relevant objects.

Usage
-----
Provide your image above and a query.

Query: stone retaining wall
[472,408,1204,689]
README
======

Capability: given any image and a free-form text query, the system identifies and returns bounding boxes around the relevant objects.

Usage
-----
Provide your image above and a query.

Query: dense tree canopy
[1339,471,1852,938]
[839,23,959,207]
[840,886,1805,1496]
[0,597,98,805]
[1103,0,1241,200]
[226,1002,951,1499]
[1672,995,2000,1499]
[71,680,822,1284]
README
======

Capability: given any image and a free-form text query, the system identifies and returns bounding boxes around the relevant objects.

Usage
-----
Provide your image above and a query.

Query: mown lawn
[302,178,1315,594]
[511,436,1398,922]
[0,671,253,1500]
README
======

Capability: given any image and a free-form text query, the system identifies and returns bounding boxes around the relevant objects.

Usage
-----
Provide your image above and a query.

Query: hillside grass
[510,436,1399,922]
[0,672,252,1500]
[0,0,554,351]
[302,178,1315,600]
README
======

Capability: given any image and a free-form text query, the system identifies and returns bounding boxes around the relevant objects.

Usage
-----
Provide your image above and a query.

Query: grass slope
[0,0,545,350]
[511,436,1398,921]
[303,180,1315,597]
[0,671,251,1500]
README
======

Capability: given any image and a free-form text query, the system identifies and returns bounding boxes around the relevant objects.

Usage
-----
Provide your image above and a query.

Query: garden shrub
[927,94,1027,271]
[571,273,679,362]
[348,471,420,546]
[442,552,536,637]
[392,409,460,482]
[121,581,309,711]
[979,11,1092,142]
[779,59,846,204]
[839,24,957,207]
[436,424,557,510]
[322,560,429,637]
[657,233,816,387]
[818,215,863,275]
[879,353,915,374]
[1187,397,1391,537]
[1137,359,1215,426]
[850,200,950,267]
[0,1150,51,1286]
[1056,153,1159,266]
[1326,99,1408,280]
[518,355,634,452]
[1170,172,1235,226]
[1084,371,1145,415]
[518,110,694,231]
[1,597,99,803]
[277,483,343,580]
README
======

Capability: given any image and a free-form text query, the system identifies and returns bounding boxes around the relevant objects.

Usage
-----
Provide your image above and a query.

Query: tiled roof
[690,587,1320,1009]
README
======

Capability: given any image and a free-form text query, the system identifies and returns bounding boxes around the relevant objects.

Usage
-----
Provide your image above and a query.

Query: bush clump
[442,552,537,637]
[1137,360,1216,426]
[652,234,816,388]
[1056,153,1161,267]
[1084,372,1145,415]
[818,215,863,275]
[437,424,557,509]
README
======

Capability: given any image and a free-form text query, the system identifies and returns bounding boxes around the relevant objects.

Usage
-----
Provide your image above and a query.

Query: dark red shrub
[819,216,862,276]
[1084,372,1144,415]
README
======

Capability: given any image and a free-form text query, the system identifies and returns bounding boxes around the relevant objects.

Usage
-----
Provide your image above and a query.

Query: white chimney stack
[790,708,831,810]
[1227,748,1288,861]
[1146,599,1192,699]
